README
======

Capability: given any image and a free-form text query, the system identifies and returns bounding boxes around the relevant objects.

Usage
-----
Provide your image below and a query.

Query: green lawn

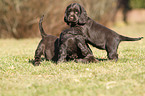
[0,23,145,96]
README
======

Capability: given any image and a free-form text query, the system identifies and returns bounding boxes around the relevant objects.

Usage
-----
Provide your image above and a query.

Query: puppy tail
[120,35,143,41]
[39,15,47,38]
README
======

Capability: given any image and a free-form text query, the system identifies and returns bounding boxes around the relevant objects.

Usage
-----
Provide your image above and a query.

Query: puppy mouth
[68,16,78,23]
[69,16,74,21]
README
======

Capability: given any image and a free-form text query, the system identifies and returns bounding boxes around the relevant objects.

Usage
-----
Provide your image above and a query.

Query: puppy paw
[34,62,40,66]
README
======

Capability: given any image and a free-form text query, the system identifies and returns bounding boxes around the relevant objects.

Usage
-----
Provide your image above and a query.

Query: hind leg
[107,51,118,61]
[57,44,67,63]
[34,43,44,66]
[45,49,54,61]
[106,40,119,61]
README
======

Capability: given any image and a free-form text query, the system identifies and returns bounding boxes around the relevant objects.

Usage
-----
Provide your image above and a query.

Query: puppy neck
[69,22,85,27]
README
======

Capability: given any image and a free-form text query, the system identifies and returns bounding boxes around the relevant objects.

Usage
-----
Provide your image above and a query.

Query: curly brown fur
[58,26,97,63]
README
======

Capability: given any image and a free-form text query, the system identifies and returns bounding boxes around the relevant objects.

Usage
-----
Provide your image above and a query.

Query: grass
[0,23,145,96]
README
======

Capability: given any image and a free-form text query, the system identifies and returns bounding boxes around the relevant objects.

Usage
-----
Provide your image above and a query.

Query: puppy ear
[64,11,68,24]
[64,5,70,25]
[78,5,88,24]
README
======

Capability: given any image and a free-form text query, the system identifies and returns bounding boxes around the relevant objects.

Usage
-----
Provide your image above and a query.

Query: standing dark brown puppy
[64,3,143,61]
[34,15,59,66]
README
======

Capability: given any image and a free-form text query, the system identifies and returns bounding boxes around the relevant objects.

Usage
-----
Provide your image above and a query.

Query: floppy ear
[64,5,71,25]
[78,5,88,24]
[64,10,68,24]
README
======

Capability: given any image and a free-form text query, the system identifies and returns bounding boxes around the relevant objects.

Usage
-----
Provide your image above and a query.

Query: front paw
[34,61,40,66]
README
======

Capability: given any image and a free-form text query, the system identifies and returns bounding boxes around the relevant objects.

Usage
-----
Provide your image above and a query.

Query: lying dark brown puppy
[64,3,143,61]
[34,15,59,66]
[58,26,97,63]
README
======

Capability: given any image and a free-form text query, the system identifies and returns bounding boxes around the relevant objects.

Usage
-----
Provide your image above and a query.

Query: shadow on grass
[96,58,108,61]
[29,57,108,65]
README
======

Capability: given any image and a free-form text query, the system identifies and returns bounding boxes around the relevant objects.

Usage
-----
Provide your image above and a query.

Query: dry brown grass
[0,0,118,38]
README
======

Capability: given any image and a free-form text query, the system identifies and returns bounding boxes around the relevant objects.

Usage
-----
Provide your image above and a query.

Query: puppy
[64,3,143,61]
[58,26,97,63]
[34,15,59,66]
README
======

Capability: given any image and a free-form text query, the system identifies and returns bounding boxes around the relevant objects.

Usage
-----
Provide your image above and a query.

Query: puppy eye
[67,9,71,13]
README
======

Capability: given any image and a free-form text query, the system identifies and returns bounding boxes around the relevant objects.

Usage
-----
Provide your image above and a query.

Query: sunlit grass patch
[0,23,145,96]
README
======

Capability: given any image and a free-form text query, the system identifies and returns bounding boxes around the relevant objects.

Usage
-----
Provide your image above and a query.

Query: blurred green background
[130,0,145,8]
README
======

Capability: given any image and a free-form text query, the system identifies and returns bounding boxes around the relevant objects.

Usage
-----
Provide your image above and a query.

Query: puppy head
[64,3,88,26]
